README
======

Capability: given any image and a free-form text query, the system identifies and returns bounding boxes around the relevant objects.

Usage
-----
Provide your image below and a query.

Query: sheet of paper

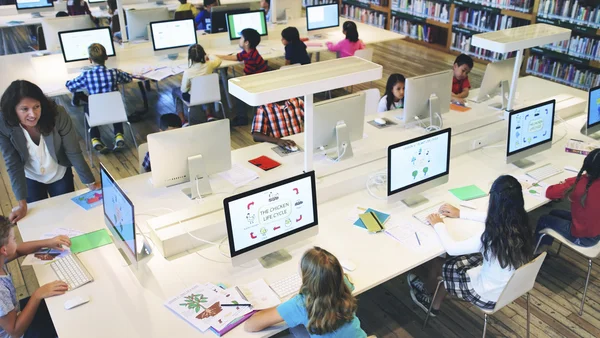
[208,287,254,332]
[70,190,103,210]
[385,223,439,251]
[515,175,549,199]
[41,227,84,240]
[237,279,281,310]
[144,68,175,81]
[22,248,70,265]
[218,163,259,187]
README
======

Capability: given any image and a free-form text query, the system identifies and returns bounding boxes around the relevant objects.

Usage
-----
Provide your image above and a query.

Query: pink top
[326,39,366,58]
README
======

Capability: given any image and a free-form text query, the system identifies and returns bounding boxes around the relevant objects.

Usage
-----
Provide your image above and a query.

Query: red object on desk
[249,156,281,171]
[300,37,309,41]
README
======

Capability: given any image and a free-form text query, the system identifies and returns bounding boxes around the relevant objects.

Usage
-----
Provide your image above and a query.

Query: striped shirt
[65,65,132,95]
[237,49,268,75]
[252,98,304,138]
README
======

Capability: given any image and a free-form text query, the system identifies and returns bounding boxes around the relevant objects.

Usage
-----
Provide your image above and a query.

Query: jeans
[83,103,124,139]
[25,167,75,203]
[535,209,600,248]
[236,97,249,121]
[19,298,57,338]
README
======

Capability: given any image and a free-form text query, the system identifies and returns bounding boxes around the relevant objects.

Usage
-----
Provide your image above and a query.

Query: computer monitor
[313,92,366,161]
[403,70,452,130]
[271,0,301,23]
[100,163,151,266]
[387,128,451,207]
[224,171,318,268]
[473,57,516,109]
[58,27,116,64]
[15,0,53,17]
[226,10,267,41]
[150,18,197,57]
[584,85,600,138]
[87,0,106,8]
[41,16,95,52]
[147,119,232,198]
[306,3,339,35]
[506,99,556,168]
[209,5,250,33]
[126,7,170,41]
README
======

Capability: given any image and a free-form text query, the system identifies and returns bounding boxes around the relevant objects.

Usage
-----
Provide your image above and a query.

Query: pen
[221,303,252,307]
[235,286,249,301]
[415,232,421,246]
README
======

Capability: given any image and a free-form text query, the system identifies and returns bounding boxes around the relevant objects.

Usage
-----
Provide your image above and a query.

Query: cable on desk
[366,170,387,200]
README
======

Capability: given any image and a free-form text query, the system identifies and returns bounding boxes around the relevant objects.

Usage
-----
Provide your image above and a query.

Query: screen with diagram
[151,19,197,50]
[389,130,450,194]
[306,4,339,31]
[225,173,317,254]
[588,87,600,128]
[508,101,554,155]
[60,28,115,62]
[227,11,267,40]
[101,166,135,256]
[16,0,52,9]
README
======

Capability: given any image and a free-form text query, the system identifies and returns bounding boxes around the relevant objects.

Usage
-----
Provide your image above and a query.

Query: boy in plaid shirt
[252,97,304,148]
[65,43,132,153]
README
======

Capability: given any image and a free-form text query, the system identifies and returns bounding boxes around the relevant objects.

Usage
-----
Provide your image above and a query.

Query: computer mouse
[64,296,90,310]
[374,118,387,126]
[340,259,356,271]
[285,145,299,152]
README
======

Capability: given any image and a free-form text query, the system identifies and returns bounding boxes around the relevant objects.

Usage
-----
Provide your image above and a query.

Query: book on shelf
[391,16,432,41]
[527,54,600,90]
[303,0,336,6]
[455,0,533,12]
[537,0,600,28]
[342,4,387,28]
[394,0,450,23]
[544,34,600,62]
[451,31,516,61]
[453,6,529,32]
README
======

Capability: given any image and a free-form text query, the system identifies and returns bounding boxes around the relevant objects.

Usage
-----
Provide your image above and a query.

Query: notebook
[249,156,281,171]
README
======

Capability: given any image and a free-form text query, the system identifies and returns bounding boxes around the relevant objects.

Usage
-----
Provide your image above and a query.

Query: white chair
[183,73,225,124]
[424,252,547,338]
[364,88,381,116]
[138,143,148,173]
[534,228,600,316]
[354,48,374,61]
[86,91,138,167]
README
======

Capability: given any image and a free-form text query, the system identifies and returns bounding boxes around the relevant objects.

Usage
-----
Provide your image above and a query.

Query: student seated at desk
[282,27,311,66]
[244,247,367,337]
[252,98,303,148]
[451,54,473,105]
[142,114,182,172]
[107,0,122,43]
[326,21,365,58]
[176,0,199,17]
[65,43,133,153]
[67,0,98,24]
[535,149,600,249]
[378,73,405,113]
[260,0,271,23]
[0,216,71,338]
[407,175,533,315]
[195,0,216,30]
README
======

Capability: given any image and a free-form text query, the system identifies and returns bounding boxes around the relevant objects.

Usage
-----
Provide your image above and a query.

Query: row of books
[342,5,387,28]
[393,0,451,23]
[452,0,534,12]
[302,0,336,6]
[537,0,600,28]
[451,31,515,61]
[344,0,390,6]
[390,17,434,41]
[527,54,600,90]
[453,7,529,32]
[544,34,600,61]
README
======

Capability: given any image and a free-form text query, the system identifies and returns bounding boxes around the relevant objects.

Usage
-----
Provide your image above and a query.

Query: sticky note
[449,185,487,201]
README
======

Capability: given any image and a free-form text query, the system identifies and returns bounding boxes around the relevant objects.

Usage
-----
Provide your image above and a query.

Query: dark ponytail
[565,148,600,207]
[188,44,207,67]
[384,73,405,111]
[343,21,359,43]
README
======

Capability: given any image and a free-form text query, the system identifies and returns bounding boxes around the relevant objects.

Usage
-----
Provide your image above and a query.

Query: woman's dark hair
[481,175,532,270]
[0,80,57,136]
[72,0,86,11]
[107,0,117,11]
[565,148,600,207]
[342,21,359,42]
[188,44,207,66]
[385,73,405,111]
[281,26,300,43]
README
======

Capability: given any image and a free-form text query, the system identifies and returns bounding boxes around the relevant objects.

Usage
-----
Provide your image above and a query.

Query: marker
[415,232,421,246]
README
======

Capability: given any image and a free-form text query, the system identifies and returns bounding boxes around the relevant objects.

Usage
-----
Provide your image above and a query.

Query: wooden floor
[2,39,599,337]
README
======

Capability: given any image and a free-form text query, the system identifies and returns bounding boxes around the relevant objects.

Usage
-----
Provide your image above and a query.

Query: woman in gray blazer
[0,80,99,223]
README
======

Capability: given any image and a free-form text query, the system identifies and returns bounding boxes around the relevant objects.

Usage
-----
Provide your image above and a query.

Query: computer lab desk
[16,80,593,337]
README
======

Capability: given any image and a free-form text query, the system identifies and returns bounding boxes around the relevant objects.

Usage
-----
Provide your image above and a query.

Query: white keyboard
[50,254,93,290]
[269,273,302,299]
[413,202,446,225]
[526,164,563,182]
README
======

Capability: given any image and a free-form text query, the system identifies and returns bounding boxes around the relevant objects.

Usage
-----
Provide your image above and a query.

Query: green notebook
[70,229,113,254]
[449,185,487,201]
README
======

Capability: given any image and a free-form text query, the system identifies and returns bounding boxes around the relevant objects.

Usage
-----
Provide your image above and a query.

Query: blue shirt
[0,268,17,338]
[285,41,311,65]
[65,65,132,95]
[195,9,209,30]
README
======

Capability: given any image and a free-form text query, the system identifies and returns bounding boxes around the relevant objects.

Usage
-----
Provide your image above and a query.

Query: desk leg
[137,81,149,114]
[304,94,314,173]
[507,49,523,112]
[219,68,233,111]
[315,52,320,62]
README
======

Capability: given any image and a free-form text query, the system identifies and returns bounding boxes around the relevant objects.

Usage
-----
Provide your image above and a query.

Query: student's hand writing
[47,235,71,251]
[277,139,296,148]
[8,202,27,224]
[426,214,443,225]
[34,281,69,299]
[438,204,459,218]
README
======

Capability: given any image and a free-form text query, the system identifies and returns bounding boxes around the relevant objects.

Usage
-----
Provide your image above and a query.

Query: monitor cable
[366,170,387,200]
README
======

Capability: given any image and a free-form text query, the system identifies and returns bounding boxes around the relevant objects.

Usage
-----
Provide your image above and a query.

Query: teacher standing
[0,80,99,223]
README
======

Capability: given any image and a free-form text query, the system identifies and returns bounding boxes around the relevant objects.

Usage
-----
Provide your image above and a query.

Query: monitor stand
[30,12,43,18]
[183,154,212,200]
[489,80,509,110]
[327,122,353,161]
[119,223,153,267]
[258,249,292,268]
[581,124,600,140]
[512,159,536,169]
[421,94,441,132]
[402,195,429,208]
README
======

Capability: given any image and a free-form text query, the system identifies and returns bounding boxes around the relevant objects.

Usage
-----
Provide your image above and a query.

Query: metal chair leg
[526,293,530,338]
[87,127,94,168]
[422,278,444,329]
[533,233,546,254]
[580,259,592,316]
[218,101,226,119]
[482,313,488,338]
[126,122,138,149]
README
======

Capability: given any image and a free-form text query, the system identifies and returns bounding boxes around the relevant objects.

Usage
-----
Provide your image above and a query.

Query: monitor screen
[150,18,197,51]
[507,100,555,156]
[588,85,600,129]
[387,128,451,196]
[224,171,318,257]
[306,3,339,31]
[101,164,136,258]
[59,27,116,63]
[227,10,267,40]
[16,0,53,10]
[88,0,105,3]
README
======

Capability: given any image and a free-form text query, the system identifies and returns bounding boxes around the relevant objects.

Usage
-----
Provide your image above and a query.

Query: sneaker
[91,138,108,153]
[410,288,439,317]
[206,114,218,122]
[114,133,125,150]
[407,273,428,295]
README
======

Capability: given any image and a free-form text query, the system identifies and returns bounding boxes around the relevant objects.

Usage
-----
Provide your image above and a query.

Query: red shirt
[546,175,600,237]
[236,49,268,75]
[452,76,470,95]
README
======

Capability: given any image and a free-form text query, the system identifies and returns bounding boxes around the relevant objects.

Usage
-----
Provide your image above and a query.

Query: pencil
[415,232,421,246]
[221,303,252,307]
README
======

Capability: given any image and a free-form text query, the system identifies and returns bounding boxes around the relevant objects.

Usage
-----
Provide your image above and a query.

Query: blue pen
[415,232,421,246]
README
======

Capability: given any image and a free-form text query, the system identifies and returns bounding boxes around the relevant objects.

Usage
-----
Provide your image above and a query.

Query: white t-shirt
[377,95,403,113]
[21,126,66,184]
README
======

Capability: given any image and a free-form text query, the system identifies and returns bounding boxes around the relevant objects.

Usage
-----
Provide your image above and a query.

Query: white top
[433,209,514,303]
[21,126,66,184]
[180,58,222,93]
[377,95,403,113]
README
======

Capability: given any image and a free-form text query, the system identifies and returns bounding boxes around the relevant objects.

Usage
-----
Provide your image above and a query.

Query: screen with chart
[306,4,339,31]
[101,165,135,256]
[507,100,555,155]
[224,172,318,255]
[150,19,197,51]
[227,11,267,40]
[16,0,53,9]
[388,129,451,195]
[59,28,115,62]
[588,86,600,128]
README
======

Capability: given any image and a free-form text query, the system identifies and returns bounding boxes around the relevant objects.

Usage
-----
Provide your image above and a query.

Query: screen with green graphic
[227,10,267,40]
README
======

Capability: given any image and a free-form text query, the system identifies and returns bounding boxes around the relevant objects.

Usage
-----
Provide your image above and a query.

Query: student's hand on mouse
[426,214,443,225]
[277,139,296,148]
[9,202,27,224]
[34,281,69,299]
[87,182,101,191]
[439,204,459,218]
[452,98,465,105]
[47,235,71,251]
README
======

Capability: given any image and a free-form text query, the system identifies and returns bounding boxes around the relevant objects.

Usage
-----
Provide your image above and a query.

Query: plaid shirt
[65,65,132,94]
[252,98,304,138]
[142,152,151,172]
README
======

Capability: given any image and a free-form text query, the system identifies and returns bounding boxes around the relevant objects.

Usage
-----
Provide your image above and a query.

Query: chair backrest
[87,91,129,127]
[364,88,381,115]
[189,73,221,106]
[354,48,374,61]
[174,10,194,20]
[280,64,301,70]
[138,143,148,173]
[493,252,547,311]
